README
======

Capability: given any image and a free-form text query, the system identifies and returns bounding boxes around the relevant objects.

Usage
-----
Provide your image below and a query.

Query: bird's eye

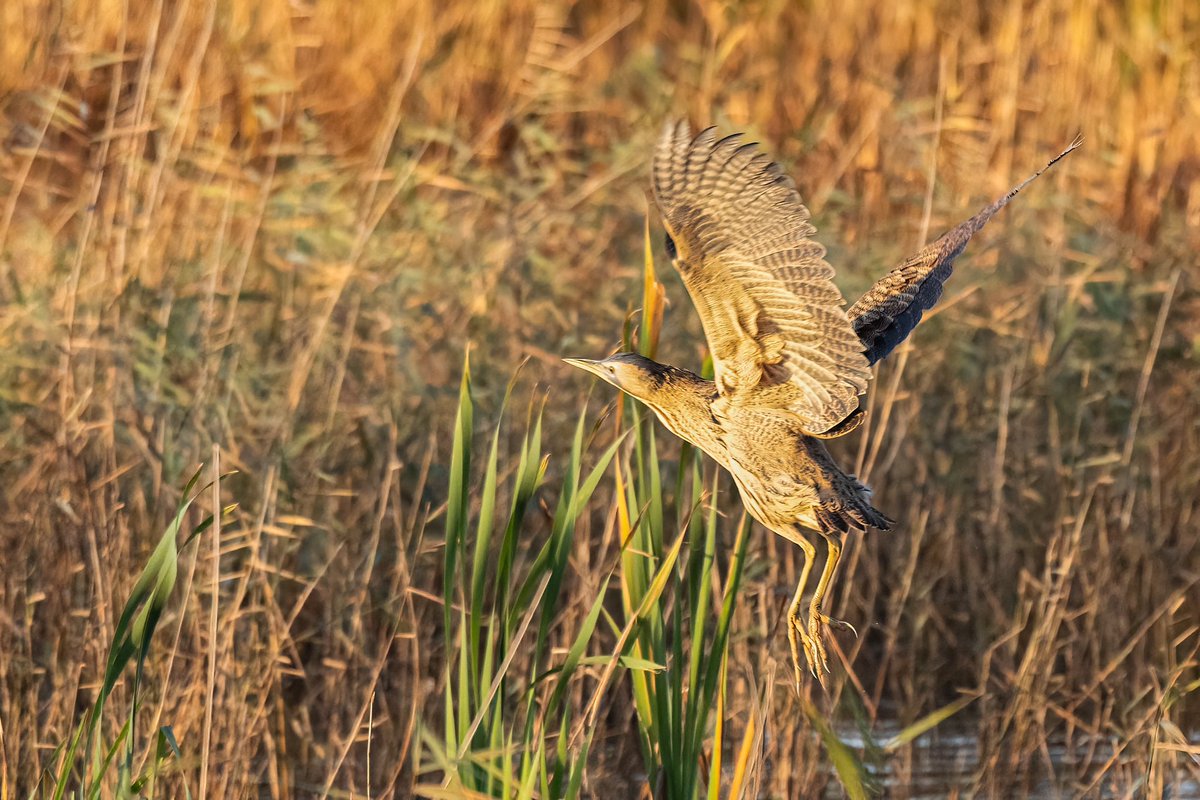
[664,234,677,259]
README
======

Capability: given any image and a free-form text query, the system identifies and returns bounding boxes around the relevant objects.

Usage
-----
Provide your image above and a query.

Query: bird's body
[622,357,879,533]
[567,121,1078,687]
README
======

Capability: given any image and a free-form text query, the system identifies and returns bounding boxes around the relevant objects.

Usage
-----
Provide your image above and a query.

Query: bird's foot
[804,611,856,688]
[788,607,829,689]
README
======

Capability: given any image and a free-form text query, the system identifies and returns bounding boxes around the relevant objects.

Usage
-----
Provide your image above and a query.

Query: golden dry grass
[1,0,1198,797]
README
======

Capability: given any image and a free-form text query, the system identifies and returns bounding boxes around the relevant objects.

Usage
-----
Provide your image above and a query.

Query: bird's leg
[786,534,820,688]
[807,528,853,677]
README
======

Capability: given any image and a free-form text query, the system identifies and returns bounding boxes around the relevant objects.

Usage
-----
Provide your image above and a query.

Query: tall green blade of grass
[468,415,501,699]
[442,353,473,768]
[420,361,621,798]
[50,466,228,799]
[804,699,873,800]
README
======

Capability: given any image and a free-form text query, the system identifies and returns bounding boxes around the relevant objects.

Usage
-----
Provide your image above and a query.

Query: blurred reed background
[1,0,1197,796]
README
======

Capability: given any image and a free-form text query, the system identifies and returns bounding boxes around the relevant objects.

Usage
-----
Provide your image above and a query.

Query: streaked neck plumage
[631,361,727,466]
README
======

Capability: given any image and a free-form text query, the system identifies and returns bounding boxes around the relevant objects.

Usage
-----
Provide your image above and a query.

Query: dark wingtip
[925,135,1082,269]
[976,136,1083,225]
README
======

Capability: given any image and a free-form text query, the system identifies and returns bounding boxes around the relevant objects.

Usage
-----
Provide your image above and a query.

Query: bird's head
[562,352,669,403]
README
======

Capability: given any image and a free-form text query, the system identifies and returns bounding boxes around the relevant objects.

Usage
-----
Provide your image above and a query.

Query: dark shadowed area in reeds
[1,0,1198,797]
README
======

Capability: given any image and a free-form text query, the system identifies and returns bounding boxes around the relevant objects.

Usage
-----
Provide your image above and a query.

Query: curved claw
[822,614,859,639]
[805,611,855,686]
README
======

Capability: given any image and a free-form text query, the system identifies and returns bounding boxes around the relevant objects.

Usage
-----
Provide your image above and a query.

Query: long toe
[807,613,832,677]
[805,624,830,679]
[787,617,807,689]
[790,612,826,688]
[809,640,829,688]
[790,614,826,684]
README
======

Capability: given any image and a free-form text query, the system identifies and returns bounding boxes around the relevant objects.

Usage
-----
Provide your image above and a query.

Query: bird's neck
[643,377,727,465]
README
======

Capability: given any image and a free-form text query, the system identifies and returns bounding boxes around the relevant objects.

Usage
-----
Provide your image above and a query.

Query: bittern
[567,120,1078,687]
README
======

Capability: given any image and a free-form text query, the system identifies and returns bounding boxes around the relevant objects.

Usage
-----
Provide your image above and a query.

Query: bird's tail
[816,478,895,533]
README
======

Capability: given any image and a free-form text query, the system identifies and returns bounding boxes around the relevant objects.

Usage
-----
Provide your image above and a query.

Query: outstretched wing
[850,138,1081,365]
[652,120,871,435]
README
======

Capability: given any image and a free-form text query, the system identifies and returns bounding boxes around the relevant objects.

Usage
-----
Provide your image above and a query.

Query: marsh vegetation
[1,0,1197,796]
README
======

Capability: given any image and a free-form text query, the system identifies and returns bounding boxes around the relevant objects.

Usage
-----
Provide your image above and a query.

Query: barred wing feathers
[652,120,871,435]
[850,137,1081,365]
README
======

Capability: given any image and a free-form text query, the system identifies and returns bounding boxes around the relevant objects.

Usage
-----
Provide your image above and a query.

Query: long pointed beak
[562,357,604,379]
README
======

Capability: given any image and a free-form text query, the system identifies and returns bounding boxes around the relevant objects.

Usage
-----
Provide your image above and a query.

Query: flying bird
[566,120,1078,687]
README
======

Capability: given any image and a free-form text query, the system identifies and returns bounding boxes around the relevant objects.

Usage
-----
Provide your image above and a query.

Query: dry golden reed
[1,0,1197,796]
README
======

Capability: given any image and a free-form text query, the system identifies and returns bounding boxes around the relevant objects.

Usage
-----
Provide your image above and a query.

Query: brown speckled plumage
[652,120,872,436]
[567,122,1078,686]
